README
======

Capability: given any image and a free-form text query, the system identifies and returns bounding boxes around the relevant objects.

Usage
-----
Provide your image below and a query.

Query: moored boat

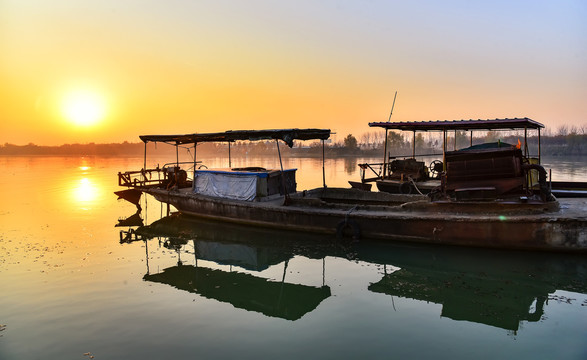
[115,128,587,252]
[356,118,587,198]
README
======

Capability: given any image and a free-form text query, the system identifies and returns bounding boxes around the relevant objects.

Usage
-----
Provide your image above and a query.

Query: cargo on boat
[115,128,587,252]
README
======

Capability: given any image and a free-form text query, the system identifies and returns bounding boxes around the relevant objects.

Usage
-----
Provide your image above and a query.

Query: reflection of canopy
[139,128,331,148]
[359,242,587,332]
[144,265,331,321]
[369,268,550,331]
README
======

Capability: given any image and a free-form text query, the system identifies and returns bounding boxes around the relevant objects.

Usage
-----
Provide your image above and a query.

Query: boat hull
[142,187,587,252]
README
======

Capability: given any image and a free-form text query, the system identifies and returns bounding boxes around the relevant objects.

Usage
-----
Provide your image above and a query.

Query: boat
[355,117,587,198]
[115,128,587,252]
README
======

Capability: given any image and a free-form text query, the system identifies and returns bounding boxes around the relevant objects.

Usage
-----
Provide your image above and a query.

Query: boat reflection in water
[119,213,334,321]
[361,243,586,332]
[117,213,587,330]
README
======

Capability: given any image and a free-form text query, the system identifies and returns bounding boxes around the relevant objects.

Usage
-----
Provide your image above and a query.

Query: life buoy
[336,219,361,241]
[399,182,412,195]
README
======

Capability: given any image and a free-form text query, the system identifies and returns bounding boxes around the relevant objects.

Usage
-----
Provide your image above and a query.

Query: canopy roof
[369,118,544,131]
[139,128,331,147]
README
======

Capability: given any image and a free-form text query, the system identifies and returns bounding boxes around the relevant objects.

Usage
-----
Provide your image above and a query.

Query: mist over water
[0,155,586,359]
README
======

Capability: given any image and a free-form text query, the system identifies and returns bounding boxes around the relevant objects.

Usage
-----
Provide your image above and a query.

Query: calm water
[1,155,586,359]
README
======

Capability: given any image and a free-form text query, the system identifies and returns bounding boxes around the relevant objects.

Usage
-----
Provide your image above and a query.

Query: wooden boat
[116,128,587,252]
[550,181,587,198]
[355,118,587,198]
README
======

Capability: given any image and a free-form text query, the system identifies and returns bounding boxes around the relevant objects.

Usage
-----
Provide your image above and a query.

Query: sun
[62,90,106,126]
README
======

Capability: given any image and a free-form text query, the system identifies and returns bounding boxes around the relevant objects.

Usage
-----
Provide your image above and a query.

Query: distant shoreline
[1,133,585,156]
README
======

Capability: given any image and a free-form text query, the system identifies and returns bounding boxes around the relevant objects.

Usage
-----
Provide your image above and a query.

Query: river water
[0,155,586,359]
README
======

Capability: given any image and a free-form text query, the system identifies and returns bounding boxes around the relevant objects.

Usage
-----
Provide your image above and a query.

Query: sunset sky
[1,0,586,146]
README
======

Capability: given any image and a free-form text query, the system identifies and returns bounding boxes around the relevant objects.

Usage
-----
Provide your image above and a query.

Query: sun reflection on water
[72,177,100,207]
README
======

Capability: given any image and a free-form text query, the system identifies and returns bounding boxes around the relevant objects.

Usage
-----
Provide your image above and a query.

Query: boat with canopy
[115,127,586,252]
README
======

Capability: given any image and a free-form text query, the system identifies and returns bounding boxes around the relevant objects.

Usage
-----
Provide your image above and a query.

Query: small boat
[115,128,587,252]
[550,181,587,198]
[355,118,587,198]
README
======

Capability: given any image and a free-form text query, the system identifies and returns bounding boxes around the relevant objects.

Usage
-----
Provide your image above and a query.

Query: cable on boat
[408,176,425,196]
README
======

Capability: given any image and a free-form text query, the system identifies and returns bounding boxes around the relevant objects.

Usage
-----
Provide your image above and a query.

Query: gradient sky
[1,0,586,145]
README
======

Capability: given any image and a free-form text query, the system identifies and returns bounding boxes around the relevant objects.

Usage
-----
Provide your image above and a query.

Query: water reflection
[121,215,333,320]
[118,213,587,330]
[74,178,96,202]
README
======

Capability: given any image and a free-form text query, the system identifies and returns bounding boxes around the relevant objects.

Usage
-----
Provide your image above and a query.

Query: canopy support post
[383,128,389,179]
[442,130,447,172]
[275,140,290,205]
[143,141,147,184]
[524,127,528,158]
[228,142,232,168]
[454,130,457,150]
[538,128,541,164]
[193,139,197,190]
[322,139,326,188]
[412,130,416,158]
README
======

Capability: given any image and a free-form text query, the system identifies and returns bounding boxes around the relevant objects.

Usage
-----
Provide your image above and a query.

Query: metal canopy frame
[369,118,544,132]
[369,118,544,176]
[139,128,332,199]
[139,128,331,148]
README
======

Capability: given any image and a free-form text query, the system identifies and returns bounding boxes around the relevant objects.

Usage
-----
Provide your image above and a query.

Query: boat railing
[118,161,204,188]
[358,162,385,183]
[118,167,166,188]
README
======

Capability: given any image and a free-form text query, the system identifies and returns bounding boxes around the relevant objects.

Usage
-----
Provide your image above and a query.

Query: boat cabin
[363,118,551,201]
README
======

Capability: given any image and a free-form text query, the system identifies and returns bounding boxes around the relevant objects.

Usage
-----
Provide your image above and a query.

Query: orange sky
[1,1,586,146]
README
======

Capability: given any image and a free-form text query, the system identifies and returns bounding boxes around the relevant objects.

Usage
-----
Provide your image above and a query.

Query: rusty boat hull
[141,187,587,253]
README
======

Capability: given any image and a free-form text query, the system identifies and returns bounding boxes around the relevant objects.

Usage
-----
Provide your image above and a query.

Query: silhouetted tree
[343,134,358,150]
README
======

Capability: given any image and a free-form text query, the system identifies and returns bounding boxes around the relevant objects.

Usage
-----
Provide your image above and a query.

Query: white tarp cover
[194,171,258,201]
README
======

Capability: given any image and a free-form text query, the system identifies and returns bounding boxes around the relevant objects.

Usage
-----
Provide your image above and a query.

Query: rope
[407,176,425,195]
[345,205,358,223]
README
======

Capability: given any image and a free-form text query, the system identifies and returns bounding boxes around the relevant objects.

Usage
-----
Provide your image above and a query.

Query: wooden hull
[142,187,587,252]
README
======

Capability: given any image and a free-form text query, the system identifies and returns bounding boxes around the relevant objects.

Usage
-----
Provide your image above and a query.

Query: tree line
[1,129,586,156]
